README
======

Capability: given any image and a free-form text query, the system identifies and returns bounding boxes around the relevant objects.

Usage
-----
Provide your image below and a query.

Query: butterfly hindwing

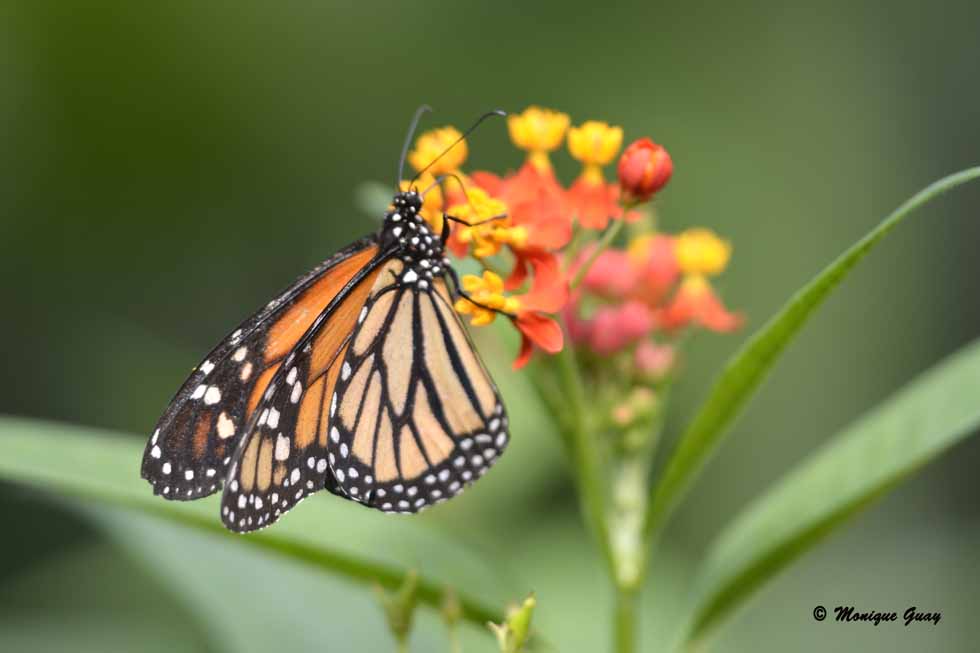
[329,274,509,514]
[141,237,380,500]
[219,254,401,531]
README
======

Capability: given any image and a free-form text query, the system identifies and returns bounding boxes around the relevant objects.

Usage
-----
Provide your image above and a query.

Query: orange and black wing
[220,259,509,530]
[328,273,509,513]
[219,255,402,531]
[141,237,380,500]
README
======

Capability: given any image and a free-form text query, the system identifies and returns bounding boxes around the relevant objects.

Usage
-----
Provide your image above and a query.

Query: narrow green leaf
[680,337,980,644]
[646,167,980,537]
[0,417,506,628]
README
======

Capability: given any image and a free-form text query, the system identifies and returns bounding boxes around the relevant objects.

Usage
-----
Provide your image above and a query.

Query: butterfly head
[380,190,446,266]
[391,190,423,215]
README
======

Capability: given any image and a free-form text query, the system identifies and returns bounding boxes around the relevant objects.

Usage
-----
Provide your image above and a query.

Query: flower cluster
[568,228,741,382]
[403,105,739,371]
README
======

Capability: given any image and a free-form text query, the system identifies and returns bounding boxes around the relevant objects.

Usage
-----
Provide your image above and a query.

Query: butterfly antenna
[410,109,507,185]
[397,105,433,187]
[421,172,473,205]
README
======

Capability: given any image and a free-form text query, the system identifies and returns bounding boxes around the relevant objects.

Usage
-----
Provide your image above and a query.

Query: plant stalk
[614,585,638,653]
[554,346,615,571]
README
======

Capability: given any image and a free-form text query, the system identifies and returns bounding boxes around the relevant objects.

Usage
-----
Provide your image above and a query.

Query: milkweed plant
[367,106,980,652]
[389,106,740,651]
[3,106,980,653]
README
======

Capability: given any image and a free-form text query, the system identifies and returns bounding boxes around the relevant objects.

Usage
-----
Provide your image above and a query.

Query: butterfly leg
[440,212,508,243]
[444,267,516,317]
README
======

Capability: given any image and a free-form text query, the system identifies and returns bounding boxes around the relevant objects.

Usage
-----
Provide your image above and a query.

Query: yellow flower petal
[407,126,467,176]
[568,121,623,166]
[675,228,731,276]
[507,106,570,172]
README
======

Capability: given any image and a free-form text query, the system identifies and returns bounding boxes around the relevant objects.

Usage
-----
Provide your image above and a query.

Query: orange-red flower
[512,256,567,368]
[473,165,572,289]
[662,275,741,332]
[661,228,740,332]
[567,180,622,230]
[628,234,680,307]
[618,138,673,204]
[455,255,568,369]
[567,121,624,230]
[507,106,570,174]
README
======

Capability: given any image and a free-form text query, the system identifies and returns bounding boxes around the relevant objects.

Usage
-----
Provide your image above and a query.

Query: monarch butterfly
[141,109,511,533]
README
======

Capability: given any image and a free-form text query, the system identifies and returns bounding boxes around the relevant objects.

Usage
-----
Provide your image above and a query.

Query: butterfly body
[142,190,509,533]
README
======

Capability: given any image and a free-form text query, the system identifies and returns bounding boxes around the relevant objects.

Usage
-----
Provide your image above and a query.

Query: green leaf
[646,167,980,537]
[680,337,980,645]
[0,416,507,628]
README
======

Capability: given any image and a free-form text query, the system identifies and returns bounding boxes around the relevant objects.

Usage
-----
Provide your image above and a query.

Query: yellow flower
[407,126,467,176]
[568,120,623,183]
[675,228,731,276]
[454,270,520,326]
[507,106,570,172]
[399,173,444,232]
[448,187,514,259]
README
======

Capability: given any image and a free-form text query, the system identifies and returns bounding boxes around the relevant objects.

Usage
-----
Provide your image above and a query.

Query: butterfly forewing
[219,255,401,531]
[141,237,379,500]
[329,276,509,514]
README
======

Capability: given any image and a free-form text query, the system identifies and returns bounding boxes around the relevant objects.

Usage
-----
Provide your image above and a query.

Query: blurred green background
[2,1,979,651]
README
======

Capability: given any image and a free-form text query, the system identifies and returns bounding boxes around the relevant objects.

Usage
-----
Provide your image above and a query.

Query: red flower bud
[617,138,673,203]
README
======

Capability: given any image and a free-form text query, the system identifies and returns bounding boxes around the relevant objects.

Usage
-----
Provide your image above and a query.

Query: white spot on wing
[232,347,248,362]
[203,386,222,405]
[216,412,236,439]
[201,360,215,375]
[275,434,290,461]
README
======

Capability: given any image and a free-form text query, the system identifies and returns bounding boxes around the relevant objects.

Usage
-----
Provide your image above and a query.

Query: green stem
[571,219,625,290]
[614,585,638,653]
[554,346,615,571]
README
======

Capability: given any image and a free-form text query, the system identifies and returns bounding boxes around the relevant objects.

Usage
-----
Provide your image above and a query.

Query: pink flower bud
[634,341,676,380]
[582,249,636,299]
[618,138,673,203]
[588,300,655,355]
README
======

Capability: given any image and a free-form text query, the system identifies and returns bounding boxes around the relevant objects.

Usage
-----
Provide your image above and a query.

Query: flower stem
[614,585,638,653]
[554,345,615,571]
